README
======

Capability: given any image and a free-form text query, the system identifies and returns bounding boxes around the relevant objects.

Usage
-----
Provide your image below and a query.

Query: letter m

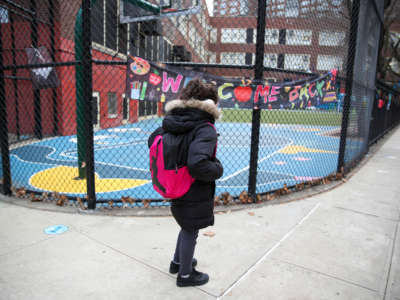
[254,85,270,103]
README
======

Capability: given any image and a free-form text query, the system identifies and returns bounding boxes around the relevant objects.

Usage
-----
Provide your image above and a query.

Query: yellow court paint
[295,127,321,132]
[279,145,337,154]
[30,166,149,194]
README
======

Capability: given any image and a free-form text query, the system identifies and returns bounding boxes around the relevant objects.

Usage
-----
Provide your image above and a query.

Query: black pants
[173,228,199,275]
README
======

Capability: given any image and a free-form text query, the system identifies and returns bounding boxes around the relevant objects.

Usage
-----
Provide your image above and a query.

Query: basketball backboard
[120,0,201,23]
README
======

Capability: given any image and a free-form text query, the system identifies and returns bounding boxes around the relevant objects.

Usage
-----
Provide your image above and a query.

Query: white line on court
[219,140,294,182]
[216,202,321,300]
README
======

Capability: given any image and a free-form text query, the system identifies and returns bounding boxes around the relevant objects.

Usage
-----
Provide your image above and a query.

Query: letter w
[162,72,183,93]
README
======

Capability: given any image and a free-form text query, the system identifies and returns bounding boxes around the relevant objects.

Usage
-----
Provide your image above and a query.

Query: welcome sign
[126,56,338,110]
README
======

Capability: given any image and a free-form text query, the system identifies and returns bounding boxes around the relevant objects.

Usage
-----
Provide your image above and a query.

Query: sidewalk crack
[383,220,400,300]
[216,202,321,300]
[334,206,399,222]
[273,258,379,293]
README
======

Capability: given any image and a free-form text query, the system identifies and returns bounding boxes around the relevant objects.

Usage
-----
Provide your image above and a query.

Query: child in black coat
[148,78,223,287]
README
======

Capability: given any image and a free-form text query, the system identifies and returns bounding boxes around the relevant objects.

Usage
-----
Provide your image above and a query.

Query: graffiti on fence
[126,56,338,110]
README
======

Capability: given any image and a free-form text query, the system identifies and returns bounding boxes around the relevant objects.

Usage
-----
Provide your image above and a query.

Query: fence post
[0,24,12,195]
[10,14,20,140]
[248,0,266,200]
[337,0,360,174]
[82,0,96,209]
[49,0,59,136]
[30,0,42,140]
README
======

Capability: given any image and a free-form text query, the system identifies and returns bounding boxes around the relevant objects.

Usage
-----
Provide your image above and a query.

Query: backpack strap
[151,136,166,193]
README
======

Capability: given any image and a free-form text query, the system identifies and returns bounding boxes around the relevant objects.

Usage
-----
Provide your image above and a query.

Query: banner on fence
[25,46,59,89]
[126,56,338,110]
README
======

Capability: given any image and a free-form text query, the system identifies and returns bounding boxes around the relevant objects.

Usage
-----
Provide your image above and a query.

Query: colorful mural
[126,56,338,110]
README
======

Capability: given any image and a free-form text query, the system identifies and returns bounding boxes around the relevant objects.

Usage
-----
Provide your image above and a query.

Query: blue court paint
[44,225,69,235]
[7,119,357,205]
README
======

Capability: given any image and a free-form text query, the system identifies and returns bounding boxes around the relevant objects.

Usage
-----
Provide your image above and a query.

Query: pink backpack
[149,123,216,199]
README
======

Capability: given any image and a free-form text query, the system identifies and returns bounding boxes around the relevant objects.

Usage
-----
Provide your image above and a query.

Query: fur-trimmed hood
[165,99,221,120]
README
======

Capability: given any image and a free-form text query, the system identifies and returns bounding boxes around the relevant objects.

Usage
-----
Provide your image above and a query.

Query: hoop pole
[74,0,96,208]
[248,0,267,201]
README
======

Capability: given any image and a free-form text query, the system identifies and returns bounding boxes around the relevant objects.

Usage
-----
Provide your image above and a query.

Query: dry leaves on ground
[203,231,216,237]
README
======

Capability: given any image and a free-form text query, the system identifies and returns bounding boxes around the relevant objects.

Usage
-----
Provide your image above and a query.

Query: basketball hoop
[120,0,201,23]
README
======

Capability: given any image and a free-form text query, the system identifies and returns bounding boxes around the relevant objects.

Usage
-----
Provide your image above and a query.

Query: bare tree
[377,0,400,84]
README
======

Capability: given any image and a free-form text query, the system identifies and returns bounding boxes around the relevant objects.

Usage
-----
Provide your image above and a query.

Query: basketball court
[7,116,343,206]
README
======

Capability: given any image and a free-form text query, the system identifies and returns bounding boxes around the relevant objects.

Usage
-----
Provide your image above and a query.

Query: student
[148,78,223,287]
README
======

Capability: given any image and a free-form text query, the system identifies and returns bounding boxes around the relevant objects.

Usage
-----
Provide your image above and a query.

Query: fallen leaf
[248,212,255,216]
[203,231,216,237]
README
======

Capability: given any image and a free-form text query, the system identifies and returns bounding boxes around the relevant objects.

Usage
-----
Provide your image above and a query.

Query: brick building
[0,0,212,138]
[209,0,349,80]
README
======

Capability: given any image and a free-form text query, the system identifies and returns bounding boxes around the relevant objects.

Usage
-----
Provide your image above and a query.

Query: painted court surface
[7,118,341,205]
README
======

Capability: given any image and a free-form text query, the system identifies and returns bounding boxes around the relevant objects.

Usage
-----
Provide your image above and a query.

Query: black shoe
[169,258,197,274]
[177,269,209,287]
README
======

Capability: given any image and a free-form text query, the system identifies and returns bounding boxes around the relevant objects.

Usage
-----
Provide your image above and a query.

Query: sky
[205,0,214,16]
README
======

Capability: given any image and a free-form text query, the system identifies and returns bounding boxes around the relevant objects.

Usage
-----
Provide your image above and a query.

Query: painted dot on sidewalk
[44,225,69,235]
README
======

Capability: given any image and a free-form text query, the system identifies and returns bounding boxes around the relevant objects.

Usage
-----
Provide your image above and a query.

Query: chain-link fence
[369,80,400,145]
[0,0,398,209]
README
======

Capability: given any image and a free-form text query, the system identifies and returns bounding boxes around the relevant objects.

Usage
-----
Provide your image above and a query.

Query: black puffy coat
[148,99,223,230]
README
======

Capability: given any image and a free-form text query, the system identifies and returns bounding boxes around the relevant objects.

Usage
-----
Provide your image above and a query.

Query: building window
[105,0,118,51]
[92,0,105,45]
[201,13,206,29]
[319,31,346,46]
[390,32,400,47]
[209,53,216,64]
[107,92,118,118]
[390,58,400,74]
[0,6,9,23]
[210,28,218,43]
[285,0,299,17]
[245,53,253,65]
[317,55,343,70]
[286,30,312,45]
[221,28,247,43]
[264,53,278,68]
[230,7,238,14]
[285,54,310,71]
[265,29,279,45]
[301,7,310,13]
[91,0,128,54]
[177,16,188,37]
[188,26,196,48]
[239,1,249,15]
[221,52,245,64]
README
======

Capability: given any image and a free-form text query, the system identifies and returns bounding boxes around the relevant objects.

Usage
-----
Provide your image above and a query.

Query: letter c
[218,83,234,100]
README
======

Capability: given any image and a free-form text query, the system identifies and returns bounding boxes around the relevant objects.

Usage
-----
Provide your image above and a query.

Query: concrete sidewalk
[1,127,399,300]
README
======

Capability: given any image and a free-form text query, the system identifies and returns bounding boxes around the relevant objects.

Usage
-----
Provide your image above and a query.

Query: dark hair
[179,78,219,104]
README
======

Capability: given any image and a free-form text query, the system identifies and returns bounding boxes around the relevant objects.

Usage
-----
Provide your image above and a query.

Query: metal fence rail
[0,0,396,209]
